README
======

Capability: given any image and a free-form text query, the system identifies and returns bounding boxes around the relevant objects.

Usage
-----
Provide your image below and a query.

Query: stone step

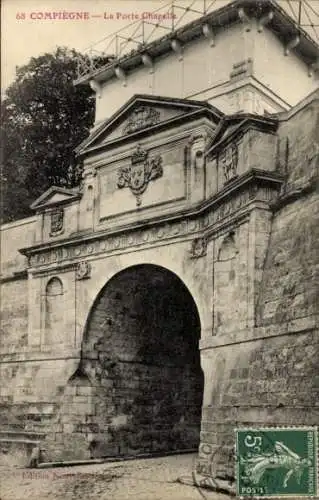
[0,429,47,467]
[0,436,43,467]
[0,430,46,441]
[0,438,41,445]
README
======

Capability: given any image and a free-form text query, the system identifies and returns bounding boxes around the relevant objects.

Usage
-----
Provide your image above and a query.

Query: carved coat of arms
[50,208,64,235]
[220,143,238,183]
[117,144,163,206]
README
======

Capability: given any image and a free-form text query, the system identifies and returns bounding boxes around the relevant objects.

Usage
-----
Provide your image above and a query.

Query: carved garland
[28,185,277,268]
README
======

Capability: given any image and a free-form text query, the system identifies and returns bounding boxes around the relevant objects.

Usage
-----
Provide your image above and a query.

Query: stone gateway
[0,0,318,482]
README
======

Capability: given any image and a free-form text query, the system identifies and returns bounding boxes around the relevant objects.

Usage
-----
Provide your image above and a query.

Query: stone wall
[256,93,319,326]
[0,279,28,347]
[0,90,317,476]
[256,191,318,325]
[0,214,80,434]
[197,93,319,480]
[199,329,318,479]
[0,217,36,348]
[0,357,79,433]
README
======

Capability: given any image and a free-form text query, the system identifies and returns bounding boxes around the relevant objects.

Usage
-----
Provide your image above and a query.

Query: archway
[82,264,204,458]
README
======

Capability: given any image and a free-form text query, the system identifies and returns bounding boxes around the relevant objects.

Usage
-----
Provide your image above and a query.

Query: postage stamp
[235,427,318,497]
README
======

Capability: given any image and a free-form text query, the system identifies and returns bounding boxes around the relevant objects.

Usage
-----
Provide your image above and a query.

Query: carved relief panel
[50,208,64,235]
[186,132,208,203]
[187,133,207,170]
[75,261,91,280]
[117,144,163,206]
[190,237,207,258]
[122,106,160,135]
[219,143,238,184]
[98,140,186,223]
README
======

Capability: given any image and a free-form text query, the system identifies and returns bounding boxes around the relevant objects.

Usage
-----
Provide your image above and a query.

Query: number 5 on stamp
[235,427,318,497]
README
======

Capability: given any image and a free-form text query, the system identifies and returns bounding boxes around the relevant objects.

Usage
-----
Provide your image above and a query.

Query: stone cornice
[270,177,318,211]
[76,94,223,155]
[207,114,278,156]
[19,169,283,268]
[0,216,37,232]
[30,262,76,277]
[200,315,318,350]
[84,119,214,170]
[0,270,28,284]
[30,186,82,212]
[275,89,319,122]
[0,349,81,363]
[188,75,291,111]
[78,107,221,159]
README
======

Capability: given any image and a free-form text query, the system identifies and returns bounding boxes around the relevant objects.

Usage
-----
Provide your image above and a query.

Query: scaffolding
[74,0,319,83]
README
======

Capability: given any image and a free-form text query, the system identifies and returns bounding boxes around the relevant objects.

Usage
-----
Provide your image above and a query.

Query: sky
[1,0,218,91]
[1,0,150,90]
[1,0,318,93]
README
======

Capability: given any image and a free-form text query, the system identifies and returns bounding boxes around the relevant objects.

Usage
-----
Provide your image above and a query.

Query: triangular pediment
[76,94,223,155]
[30,186,81,211]
[207,113,278,157]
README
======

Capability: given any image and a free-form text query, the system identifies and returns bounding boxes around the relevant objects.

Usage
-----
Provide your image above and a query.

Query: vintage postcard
[1,1,318,499]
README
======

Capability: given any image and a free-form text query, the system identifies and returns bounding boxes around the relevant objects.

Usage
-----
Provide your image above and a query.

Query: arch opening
[82,264,204,458]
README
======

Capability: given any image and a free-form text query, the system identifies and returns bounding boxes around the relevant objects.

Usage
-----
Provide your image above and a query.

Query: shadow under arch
[81,262,203,346]
[79,263,204,458]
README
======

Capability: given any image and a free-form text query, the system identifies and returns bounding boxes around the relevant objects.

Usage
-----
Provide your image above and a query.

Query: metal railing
[75,0,319,82]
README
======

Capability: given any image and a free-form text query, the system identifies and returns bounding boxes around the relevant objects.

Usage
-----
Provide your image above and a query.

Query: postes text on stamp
[235,427,318,497]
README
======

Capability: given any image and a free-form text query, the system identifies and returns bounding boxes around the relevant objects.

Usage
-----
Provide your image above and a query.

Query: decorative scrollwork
[190,237,207,258]
[123,106,160,135]
[220,143,238,183]
[75,261,91,280]
[117,144,163,206]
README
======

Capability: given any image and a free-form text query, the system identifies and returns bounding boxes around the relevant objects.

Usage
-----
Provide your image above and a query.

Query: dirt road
[0,453,232,500]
